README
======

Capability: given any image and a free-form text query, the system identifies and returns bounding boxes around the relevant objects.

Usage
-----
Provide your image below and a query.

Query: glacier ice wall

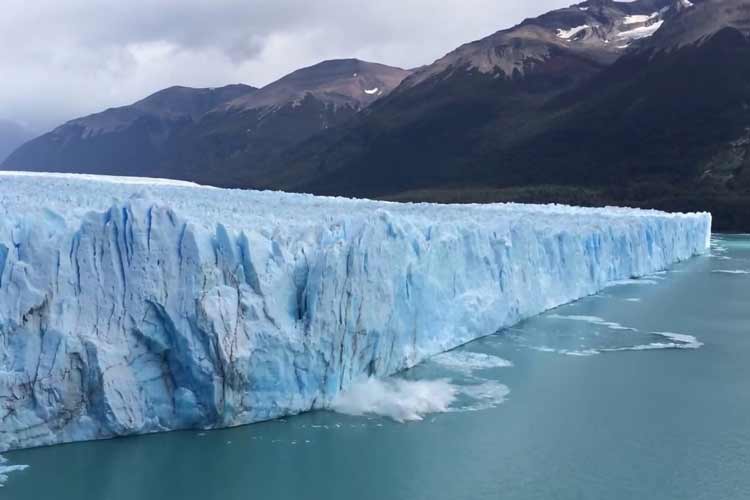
[0,172,711,451]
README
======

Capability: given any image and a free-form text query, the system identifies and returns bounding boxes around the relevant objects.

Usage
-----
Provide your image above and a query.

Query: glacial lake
[3,235,750,500]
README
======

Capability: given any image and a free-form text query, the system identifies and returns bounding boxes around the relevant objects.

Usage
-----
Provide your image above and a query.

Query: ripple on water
[521,319,703,356]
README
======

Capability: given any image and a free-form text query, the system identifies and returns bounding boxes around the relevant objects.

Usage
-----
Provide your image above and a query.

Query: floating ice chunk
[452,381,511,412]
[530,346,599,356]
[531,330,702,355]
[650,331,703,349]
[562,349,601,357]
[547,314,637,331]
[431,351,513,374]
[608,278,660,286]
[604,342,699,352]
[0,455,28,487]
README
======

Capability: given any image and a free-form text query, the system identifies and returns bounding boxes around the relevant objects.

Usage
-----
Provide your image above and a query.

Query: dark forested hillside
[5,0,750,230]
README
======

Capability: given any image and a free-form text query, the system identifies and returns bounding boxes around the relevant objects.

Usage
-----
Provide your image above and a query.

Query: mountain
[3,84,256,177]
[161,59,412,187]
[649,0,750,48]
[398,0,674,89]
[0,119,35,163]
[268,0,750,230]
[267,0,680,192]
[3,59,411,186]
[5,0,750,230]
[226,58,409,111]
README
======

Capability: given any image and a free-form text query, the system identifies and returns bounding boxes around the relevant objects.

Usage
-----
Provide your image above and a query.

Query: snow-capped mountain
[400,0,679,88]
[270,0,750,231]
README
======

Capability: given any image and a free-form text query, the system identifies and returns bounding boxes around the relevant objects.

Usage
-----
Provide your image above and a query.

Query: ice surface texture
[0,172,711,451]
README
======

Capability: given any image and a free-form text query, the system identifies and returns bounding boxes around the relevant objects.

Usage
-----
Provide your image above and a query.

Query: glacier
[0,172,711,451]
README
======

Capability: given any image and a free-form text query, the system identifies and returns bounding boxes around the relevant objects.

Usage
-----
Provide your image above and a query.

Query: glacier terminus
[0,172,711,451]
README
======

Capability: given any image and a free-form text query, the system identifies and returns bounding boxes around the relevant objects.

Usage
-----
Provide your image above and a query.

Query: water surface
[4,235,749,500]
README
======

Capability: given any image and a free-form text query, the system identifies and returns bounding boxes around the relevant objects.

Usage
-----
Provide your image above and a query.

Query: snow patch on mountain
[617,20,665,42]
[623,13,659,25]
[557,25,590,40]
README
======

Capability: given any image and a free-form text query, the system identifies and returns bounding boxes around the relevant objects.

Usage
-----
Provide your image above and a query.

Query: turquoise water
[3,235,750,500]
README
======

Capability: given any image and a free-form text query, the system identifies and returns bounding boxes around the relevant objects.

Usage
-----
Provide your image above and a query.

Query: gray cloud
[0,0,570,133]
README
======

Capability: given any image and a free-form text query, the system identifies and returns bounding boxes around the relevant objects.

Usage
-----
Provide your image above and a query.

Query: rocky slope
[269,0,683,192]
[272,0,750,230]
[3,60,410,187]
[400,0,676,89]
[3,85,256,177]
[4,0,750,229]
[162,59,412,187]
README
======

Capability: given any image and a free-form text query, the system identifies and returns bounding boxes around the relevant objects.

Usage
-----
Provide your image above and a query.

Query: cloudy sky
[1,0,569,133]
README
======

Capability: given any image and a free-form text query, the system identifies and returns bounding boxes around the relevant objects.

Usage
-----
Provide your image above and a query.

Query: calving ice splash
[0,172,711,451]
[331,351,514,421]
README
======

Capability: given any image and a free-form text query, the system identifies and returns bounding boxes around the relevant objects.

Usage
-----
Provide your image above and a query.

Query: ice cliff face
[0,172,711,451]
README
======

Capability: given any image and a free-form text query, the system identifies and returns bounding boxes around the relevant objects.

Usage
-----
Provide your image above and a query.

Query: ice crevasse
[0,172,711,451]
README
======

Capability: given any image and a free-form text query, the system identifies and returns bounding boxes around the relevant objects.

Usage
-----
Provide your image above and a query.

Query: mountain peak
[400,0,676,88]
[132,84,256,117]
[225,59,412,111]
[60,84,257,138]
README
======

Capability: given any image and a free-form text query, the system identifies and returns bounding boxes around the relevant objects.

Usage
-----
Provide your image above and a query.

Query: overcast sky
[1,0,569,132]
